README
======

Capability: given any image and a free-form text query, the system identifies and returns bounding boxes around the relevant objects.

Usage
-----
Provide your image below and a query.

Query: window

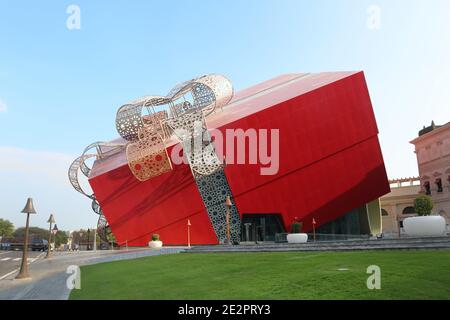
[402,206,415,215]
[424,181,431,195]
[436,178,443,193]
[381,209,389,216]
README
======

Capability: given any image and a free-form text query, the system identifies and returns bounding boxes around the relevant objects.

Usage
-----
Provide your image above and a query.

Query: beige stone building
[410,121,450,224]
[380,121,450,236]
[380,178,420,236]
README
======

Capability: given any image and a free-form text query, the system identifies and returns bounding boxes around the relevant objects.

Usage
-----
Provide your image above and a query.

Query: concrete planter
[403,216,446,237]
[148,240,163,249]
[287,233,308,243]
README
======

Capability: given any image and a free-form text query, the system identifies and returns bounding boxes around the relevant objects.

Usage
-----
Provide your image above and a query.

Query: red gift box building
[84,71,390,246]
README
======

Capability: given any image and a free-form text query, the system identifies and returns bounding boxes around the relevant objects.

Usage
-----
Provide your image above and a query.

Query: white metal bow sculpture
[115,74,233,181]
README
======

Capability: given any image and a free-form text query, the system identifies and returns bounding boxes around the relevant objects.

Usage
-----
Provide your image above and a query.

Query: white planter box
[287,233,308,243]
[148,240,163,249]
[403,216,446,237]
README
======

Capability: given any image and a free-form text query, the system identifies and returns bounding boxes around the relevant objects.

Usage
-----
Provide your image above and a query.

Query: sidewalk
[0,247,186,300]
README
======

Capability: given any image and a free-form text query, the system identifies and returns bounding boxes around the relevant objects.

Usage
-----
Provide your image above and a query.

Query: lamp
[45,214,56,259]
[225,196,232,208]
[16,198,37,279]
[52,224,59,253]
[79,232,83,250]
[87,228,91,251]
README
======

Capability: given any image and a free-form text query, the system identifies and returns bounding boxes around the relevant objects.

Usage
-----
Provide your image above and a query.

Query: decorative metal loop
[194,74,233,114]
[97,214,111,243]
[91,199,102,215]
[116,96,169,141]
[166,74,232,117]
[80,142,104,177]
[68,154,97,200]
[126,126,172,181]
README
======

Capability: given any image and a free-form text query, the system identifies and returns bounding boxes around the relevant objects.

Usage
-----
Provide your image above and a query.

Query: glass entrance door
[241,214,285,242]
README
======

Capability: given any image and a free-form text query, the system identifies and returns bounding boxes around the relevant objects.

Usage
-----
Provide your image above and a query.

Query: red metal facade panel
[89,158,218,246]
[89,71,389,246]
[226,136,388,233]
[221,72,389,232]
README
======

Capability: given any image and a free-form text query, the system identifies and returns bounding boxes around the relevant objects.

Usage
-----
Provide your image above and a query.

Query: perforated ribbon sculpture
[69,74,241,244]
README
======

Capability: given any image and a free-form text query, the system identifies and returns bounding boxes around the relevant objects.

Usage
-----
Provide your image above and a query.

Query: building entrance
[240,214,285,243]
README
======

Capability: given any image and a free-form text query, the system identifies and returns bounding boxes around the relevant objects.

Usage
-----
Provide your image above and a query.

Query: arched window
[381,209,389,216]
[402,206,415,215]
[424,181,431,195]
[436,178,443,193]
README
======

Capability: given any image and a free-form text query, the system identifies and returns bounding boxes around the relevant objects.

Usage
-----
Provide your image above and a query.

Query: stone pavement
[0,247,186,300]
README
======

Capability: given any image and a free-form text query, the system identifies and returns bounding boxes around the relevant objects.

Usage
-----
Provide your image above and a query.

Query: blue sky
[1,0,449,230]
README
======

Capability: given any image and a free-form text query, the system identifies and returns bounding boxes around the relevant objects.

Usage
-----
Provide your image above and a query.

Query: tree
[54,231,68,247]
[71,229,99,247]
[11,226,69,247]
[13,227,49,240]
[70,229,85,246]
[0,219,14,238]
[414,195,434,216]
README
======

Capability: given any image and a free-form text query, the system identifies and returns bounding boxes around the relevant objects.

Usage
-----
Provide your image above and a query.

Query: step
[190,241,450,251]
[187,245,450,253]
[192,236,450,248]
[186,236,450,253]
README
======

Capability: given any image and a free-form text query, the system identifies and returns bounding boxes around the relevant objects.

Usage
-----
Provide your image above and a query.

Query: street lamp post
[52,224,59,252]
[87,229,91,251]
[79,232,83,251]
[45,214,55,259]
[68,232,73,251]
[16,198,37,279]
[312,218,317,242]
[187,219,191,248]
[225,196,232,245]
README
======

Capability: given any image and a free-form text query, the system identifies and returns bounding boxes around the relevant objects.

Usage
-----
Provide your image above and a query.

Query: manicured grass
[69,250,450,300]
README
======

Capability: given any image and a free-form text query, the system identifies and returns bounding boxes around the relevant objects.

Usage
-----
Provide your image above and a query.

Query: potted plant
[287,217,308,243]
[403,196,446,236]
[148,233,163,249]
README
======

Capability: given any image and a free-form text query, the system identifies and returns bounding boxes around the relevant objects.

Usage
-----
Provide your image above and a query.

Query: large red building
[88,72,390,246]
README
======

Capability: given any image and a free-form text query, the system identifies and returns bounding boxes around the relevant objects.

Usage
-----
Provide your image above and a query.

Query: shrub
[151,234,160,241]
[414,195,434,216]
[291,221,303,233]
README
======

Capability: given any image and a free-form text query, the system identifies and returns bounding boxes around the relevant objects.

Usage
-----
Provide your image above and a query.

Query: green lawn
[69,250,450,300]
